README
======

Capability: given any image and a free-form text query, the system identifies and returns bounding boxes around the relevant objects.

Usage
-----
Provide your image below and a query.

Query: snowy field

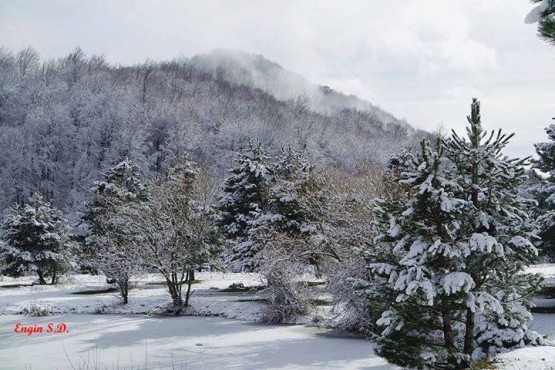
[0,272,271,321]
[0,315,392,370]
[1,269,555,369]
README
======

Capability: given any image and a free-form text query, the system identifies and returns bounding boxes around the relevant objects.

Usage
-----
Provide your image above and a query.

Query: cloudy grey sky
[1,0,554,158]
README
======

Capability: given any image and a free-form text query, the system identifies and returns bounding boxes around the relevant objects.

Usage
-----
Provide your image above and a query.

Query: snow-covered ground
[496,264,555,370]
[0,314,393,370]
[0,272,269,321]
[1,268,555,369]
[526,263,555,287]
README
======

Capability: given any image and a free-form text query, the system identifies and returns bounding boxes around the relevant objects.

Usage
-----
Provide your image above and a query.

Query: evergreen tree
[1,192,73,284]
[254,148,338,323]
[218,140,271,272]
[530,124,555,259]
[259,148,321,237]
[365,99,544,368]
[253,147,335,265]
[527,0,555,46]
[83,159,148,303]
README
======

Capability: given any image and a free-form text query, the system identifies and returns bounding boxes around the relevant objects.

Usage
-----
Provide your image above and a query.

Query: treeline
[0,142,382,319]
[0,47,420,221]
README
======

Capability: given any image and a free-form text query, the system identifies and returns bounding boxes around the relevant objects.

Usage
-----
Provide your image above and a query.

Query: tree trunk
[166,277,183,309]
[119,280,129,304]
[441,309,456,352]
[37,270,46,285]
[50,269,57,285]
[463,308,476,356]
[184,269,194,307]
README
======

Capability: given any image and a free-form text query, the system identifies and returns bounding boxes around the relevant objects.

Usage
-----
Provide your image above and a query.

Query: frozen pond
[0,314,394,369]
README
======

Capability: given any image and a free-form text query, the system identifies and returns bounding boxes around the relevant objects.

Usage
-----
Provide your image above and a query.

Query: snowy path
[0,314,394,370]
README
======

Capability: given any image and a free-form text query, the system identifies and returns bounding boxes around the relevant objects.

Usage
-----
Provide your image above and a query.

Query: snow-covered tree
[526,0,555,46]
[255,148,330,322]
[83,159,148,304]
[324,161,407,332]
[0,192,73,284]
[529,124,555,259]
[365,99,544,368]
[122,157,222,311]
[249,148,324,251]
[218,140,271,272]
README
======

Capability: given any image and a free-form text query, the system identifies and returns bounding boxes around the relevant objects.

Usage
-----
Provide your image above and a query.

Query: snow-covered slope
[190,49,411,129]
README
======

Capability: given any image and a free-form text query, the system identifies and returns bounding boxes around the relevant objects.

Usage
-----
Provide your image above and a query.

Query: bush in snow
[82,159,148,304]
[0,192,73,285]
[260,244,310,324]
[320,165,398,332]
[364,99,544,369]
[22,302,52,317]
[255,149,343,323]
[330,154,415,332]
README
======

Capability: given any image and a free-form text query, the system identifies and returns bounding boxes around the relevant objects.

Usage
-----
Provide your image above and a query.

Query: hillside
[0,47,425,219]
[190,49,411,126]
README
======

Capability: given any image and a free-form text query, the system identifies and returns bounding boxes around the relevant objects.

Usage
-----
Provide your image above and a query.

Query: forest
[0,47,423,222]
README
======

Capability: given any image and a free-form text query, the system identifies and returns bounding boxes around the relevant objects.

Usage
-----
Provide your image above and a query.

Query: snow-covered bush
[261,254,310,324]
[364,99,545,368]
[315,163,404,332]
[317,169,381,331]
[22,302,52,317]
[252,148,340,323]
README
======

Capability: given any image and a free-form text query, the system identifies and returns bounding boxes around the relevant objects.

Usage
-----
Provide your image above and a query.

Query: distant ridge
[0,47,427,218]
[189,49,412,131]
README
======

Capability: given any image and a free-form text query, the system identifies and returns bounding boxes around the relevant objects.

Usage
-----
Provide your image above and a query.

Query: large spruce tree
[1,192,73,284]
[365,99,544,368]
[218,141,271,272]
[83,159,148,303]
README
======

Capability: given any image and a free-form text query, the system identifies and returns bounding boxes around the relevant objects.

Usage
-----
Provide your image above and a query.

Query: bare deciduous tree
[124,158,222,312]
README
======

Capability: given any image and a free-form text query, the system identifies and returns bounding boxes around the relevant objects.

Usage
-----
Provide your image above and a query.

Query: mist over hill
[189,49,411,127]
[0,47,427,220]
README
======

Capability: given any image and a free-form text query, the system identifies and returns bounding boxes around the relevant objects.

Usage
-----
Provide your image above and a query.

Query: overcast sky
[1,0,554,158]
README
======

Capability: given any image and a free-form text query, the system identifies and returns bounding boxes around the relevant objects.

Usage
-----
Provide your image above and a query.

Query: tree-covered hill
[0,47,426,220]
